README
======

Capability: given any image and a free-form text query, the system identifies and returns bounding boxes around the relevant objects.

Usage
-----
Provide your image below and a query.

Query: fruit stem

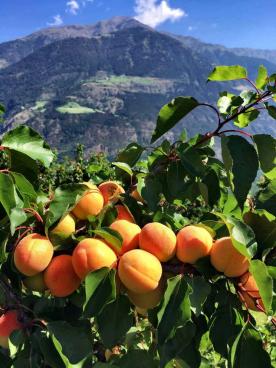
[23,208,44,224]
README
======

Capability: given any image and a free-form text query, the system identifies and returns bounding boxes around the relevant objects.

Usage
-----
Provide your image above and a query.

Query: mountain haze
[0,17,275,156]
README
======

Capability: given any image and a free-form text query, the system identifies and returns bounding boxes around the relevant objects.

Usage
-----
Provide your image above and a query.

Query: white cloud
[134,0,186,28]
[188,25,197,31]
[47,14,63,26]
[66,0,80,15]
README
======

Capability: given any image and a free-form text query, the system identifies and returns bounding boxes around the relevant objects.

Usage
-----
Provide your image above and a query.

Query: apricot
[109,220,141,255]
[127,281,164,309]
[210,237,249,277]
[239,272,264,312]
[72,238,117,280]
[131,188,145,203]
[139,222,176,262]
[72,183,104,220]
[118,249,162,294]
[51,214,75,236]
[14,233,54,276]
[23,273,47,292]
[176,225,213,264]
[0,310,22,349]
[115,204,135,223]
[44,255,81,297]
[98,181,125,205]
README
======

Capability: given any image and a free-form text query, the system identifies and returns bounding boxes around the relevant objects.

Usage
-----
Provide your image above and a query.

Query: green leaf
[9,149,39,186]
[249,260,273,313]
[116,350,158,368]
[116,143,144,167]
[11,172,37,203]
[253,134,276,173]
[2,125,54,167]
[256,179,276,216]
[112,162,133,177]
[93,228,123,253]
[209,306,243,358]
[46,184,87,232]
[166,161,187,200]
[234,109,260,128]
[138,175,162,211]
[179,147,206,177]
[0,173,27,234]
[97,295,133,348]
[255,65,268,89]
[151,97,199,143]
[215,213,257,258]
[151,276,191,345]
[83,268,116,318]
[48,320,92,366]
[37,330,65,368]
[229,323,271,368]
[267,105,276,119]
[208,65,247,81]
[185,277,211,316]
[217,95,232,114]
[221,136,259,208]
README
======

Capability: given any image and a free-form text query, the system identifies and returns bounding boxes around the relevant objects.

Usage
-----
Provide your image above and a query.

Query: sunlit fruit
[118,249,162,294]
[210,237,249,277]
[109,220,141,255]
[0,310,23,349]
[51,214,76,236]
[98,181,125,205]
[44,255,81,297]
[176,225,213,264]
[14,233,54,276]
[72,238,117,280]
[139,222,176,262]
[72,183,104,220]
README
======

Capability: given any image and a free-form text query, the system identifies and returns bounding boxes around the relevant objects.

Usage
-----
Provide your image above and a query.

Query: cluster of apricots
[0,181,264,348]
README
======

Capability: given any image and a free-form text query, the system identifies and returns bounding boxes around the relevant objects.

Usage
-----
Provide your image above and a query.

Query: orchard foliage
[0,65,275,368]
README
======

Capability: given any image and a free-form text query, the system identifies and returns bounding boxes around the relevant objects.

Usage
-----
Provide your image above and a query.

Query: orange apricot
[23,273,47,293]
[44,255,81,297]
[139,222,176,262]
[14,233,54,276]
[72,183,104,220]
[176,225,213,264]
[109,220,141,255]
[210,237,249,277]
[98,181,125,205]
[72,238,117,280]
[118,249,162,294]
[239,272,264,312]
[131,188,145,203]
[115,204,135,223]
[51,214,75,236]
[0,311,23,349]
[127,281,164,309]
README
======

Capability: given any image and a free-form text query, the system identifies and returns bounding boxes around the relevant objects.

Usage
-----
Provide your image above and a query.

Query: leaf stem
[218,129,253,138]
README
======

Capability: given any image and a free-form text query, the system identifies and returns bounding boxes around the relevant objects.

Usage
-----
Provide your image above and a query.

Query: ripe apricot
[176,225,213,264]
[139,222,176,262]
[72,183,104,220]
[72,238,117,280]
[14,233,54,276]
[109,220,141,255]
[51,214,75,236]
[239,272,264,311]
[127,281,164,309]
[210,237,249,277]
[118,249,162,294]
[115,205,135,223]
[0,311,22,349]
[23,273,47,293]
[44,255,81,297]
[98,181,125,205]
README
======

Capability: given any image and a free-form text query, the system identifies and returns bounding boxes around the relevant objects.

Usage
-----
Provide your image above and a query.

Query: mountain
[0,17,275,156]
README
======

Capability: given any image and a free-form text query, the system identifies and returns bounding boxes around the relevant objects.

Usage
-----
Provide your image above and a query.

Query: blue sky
[0,0,275,49]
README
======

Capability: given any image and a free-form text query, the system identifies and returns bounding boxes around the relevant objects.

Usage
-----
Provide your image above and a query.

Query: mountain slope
[0,17,275,156]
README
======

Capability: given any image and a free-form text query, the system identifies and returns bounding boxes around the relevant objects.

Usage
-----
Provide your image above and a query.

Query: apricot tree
[0,65,275,367]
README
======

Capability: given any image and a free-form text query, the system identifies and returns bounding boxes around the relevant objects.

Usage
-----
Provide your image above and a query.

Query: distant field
[84,75,161,86]
[32,100,47,112]
[56,102,100,114]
